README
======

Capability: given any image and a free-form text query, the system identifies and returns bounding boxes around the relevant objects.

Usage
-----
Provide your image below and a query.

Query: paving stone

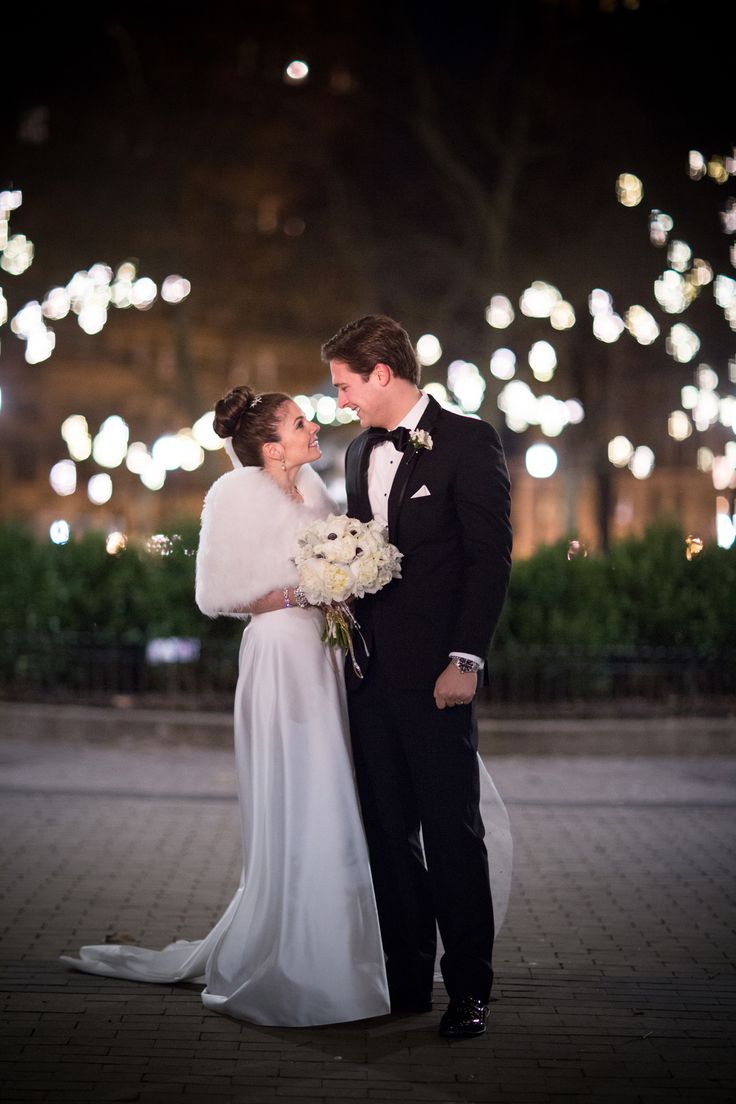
[1,727,734,1103]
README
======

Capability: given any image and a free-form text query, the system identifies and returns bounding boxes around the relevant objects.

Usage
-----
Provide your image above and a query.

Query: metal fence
[1,632,733,711]
[487,644,736,707]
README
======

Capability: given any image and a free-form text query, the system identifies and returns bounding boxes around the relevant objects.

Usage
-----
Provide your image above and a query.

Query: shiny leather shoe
[438,996,488,1038]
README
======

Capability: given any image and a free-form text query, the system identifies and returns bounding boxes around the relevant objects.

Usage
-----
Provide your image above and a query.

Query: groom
[322,315,512,1038]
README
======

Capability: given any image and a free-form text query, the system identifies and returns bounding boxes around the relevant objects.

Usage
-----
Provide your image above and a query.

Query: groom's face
[330,359,385,427]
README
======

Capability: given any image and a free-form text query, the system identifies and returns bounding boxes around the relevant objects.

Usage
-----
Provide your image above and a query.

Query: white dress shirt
[366,392,481,669]
[367,393,428,527]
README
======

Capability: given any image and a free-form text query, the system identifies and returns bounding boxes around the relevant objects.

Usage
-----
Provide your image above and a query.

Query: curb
[1,701,735,755]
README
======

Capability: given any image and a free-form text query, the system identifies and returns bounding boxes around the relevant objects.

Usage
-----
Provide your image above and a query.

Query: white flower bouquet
[293,514,403,676]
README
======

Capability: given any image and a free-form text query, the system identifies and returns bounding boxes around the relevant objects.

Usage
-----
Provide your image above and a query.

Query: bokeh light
[489,348,516,380]
[528,341,557,382]
[667,411,692,440]
[485,295,514,328]
[549,301,575,330]
[152,435,185,471]
[0,190,22,213]
[316,396,337,424]
[519,282,561,319]
[666,323,700,363]
[49,459,77,496]
[125,442,150,474]
[684,535,703,560]
[608,435,634,467]
[649,210,673,247]
[192,411,224,450]
[423,382,448,404]
[625,305,660,345]
[106,532,127,555]
[161,275,191,303]
[42,287,71,320]
[629,445,655,480]
[588,289,613,316]
[88,473,113,505]
[720,198,736,234]
[49,520,70,545]
[416,333,442,366]
[146,534,173,556]
[93,416,129,468]
[667,240,692,272]
[525,443,558,479]
[448,360,485,412]
[61,415,92,461]
[140,458,167,491]
[567,540,588,560]
[285,60,309,82]
[1,233,34,275]
[131,277,157,309]
[564,399,585,424]
[616,172,643,207]
[593,312,624,343]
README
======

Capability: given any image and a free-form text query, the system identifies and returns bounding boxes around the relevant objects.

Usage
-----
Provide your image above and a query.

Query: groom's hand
[434,663,478,710]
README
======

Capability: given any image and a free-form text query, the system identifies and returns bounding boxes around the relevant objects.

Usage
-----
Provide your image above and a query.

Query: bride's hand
[239,588,298,615]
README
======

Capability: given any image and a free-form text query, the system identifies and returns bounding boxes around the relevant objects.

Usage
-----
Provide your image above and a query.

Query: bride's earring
[281,456,286,471]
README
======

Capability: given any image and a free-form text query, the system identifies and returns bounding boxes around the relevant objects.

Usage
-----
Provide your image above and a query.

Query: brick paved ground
[1,716,735,1103]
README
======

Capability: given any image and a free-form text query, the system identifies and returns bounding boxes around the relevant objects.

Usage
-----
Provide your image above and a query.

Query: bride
[61,385,511,1028]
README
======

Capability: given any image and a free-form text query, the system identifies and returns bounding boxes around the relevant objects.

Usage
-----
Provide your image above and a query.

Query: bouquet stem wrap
[323,602,369,679]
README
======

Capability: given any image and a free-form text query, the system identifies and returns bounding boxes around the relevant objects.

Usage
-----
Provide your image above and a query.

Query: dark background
[0,0,733,541]
[3,1,732,344]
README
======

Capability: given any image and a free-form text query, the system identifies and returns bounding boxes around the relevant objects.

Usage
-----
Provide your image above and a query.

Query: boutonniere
[409,429,433,451]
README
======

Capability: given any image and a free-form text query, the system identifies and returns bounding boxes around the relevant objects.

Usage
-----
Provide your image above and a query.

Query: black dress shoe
[438,997,488,1038]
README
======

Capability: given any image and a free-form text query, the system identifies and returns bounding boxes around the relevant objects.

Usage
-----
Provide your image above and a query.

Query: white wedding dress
[61,605,392,1026]
[60,468,513,1028]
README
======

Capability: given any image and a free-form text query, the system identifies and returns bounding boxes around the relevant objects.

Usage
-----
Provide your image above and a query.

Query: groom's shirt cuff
[449,651,483,666]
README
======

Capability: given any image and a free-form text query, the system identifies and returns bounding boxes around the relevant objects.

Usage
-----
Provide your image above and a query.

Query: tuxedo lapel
[346,432,374,522]
[387,395,442,542]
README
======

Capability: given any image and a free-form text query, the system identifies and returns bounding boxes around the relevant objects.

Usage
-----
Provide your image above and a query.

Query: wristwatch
[451,656,482,674]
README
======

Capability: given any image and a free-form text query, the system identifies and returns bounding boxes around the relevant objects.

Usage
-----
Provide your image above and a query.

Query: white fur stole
[195,464,335,617]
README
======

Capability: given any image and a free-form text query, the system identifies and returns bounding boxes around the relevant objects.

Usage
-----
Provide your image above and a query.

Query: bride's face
[274,400,321,468]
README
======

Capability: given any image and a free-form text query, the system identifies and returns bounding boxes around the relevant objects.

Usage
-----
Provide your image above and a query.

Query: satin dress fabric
[61,607,391,1026]
[61,618,513,1027]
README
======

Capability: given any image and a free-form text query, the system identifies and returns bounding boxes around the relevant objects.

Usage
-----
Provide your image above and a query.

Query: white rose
[322,536,358,564]
[323,562,354,602]
[298,559,331,604]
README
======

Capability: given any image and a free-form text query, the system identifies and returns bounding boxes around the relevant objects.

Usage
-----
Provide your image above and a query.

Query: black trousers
[348,657,494,1004]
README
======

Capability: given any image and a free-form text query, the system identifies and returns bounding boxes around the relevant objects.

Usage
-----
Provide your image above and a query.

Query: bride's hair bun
[213,386,260,440]
[212,385,291,467]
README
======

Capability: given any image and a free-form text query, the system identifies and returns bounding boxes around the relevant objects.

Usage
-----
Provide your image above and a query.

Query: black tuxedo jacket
[344,394,512,690]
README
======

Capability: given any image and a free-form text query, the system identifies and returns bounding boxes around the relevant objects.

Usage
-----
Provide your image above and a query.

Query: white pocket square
[410,485,431,499]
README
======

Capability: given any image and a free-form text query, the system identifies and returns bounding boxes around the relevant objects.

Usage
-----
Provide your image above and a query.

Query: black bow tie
[366,426,411,453]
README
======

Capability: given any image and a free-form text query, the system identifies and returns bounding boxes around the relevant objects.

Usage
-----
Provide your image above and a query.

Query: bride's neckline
[264,471,304,504]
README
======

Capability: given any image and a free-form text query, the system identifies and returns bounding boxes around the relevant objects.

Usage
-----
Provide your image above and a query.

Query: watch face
[454,658,478,673]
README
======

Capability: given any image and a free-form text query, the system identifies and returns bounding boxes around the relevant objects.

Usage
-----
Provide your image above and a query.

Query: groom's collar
[393,392,429,432]
[416,392,442,434]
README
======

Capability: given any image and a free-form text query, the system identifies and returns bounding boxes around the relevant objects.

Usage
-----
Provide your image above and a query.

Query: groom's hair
[321,315,420,385]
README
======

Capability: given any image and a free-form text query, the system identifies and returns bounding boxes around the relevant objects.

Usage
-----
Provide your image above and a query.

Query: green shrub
[494,521,736,653]
[1,520,734,655]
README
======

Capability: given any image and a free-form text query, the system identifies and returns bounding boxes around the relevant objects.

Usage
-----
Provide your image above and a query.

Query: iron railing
[1,632,734,710]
